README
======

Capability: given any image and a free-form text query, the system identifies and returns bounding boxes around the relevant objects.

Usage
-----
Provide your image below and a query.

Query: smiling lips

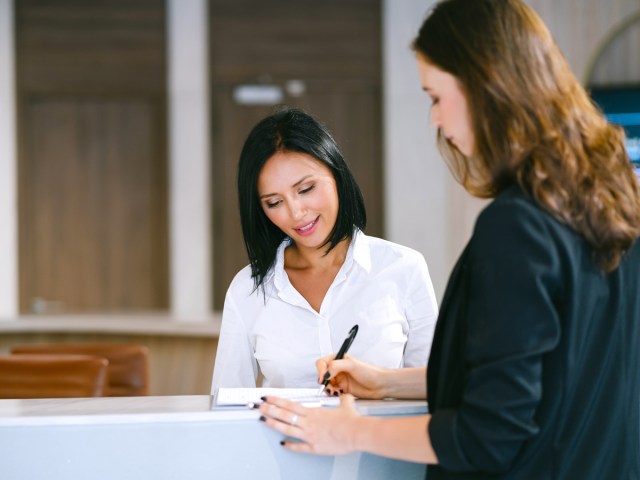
[294,216,319,236]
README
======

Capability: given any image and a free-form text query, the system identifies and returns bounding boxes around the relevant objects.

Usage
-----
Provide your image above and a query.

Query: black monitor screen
[589,86,640,181]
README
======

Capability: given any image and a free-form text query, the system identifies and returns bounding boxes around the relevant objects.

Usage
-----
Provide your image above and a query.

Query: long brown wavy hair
[413,0,640,272]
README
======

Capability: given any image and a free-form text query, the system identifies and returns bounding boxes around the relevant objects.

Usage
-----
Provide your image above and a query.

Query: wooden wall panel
[15,0,166,95]
[16,0,168,313]
[209,0,380,83]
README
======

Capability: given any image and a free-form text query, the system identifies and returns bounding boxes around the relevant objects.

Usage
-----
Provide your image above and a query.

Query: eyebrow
[259,175,314,199]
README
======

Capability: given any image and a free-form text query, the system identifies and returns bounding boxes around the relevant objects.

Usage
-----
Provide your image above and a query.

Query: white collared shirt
[211,230,438,391]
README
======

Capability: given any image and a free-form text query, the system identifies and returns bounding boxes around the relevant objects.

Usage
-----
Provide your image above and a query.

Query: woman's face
[417,55,474,156]
[257,150,339,249]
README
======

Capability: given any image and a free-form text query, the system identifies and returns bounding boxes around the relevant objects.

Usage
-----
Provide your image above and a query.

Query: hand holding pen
[249,325,359,408]
[318,324,359,395]
[315,346,391,399]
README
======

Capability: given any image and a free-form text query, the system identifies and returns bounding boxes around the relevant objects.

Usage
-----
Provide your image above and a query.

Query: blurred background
[0,0,638,396]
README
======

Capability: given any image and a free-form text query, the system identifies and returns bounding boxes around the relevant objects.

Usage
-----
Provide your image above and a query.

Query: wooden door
[19,99,167,312]
[16,0,168,313]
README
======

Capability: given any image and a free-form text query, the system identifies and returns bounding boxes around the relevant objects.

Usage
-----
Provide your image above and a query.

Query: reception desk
[0,395,428,479]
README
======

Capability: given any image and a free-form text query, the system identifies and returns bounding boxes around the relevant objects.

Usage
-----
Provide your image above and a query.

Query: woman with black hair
[211,108,438,390]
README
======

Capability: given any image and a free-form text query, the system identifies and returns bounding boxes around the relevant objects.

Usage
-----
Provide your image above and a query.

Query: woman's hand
[259,394,363,455]
[259,394,437,463]
[316,354,389,399]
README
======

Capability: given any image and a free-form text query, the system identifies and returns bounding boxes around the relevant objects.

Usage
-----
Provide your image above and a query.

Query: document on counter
[215,388,340,407]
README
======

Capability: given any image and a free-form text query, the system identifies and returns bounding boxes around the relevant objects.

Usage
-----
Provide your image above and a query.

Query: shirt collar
[270,229,372,291]
[350,229,372,273]
[271,238,291,290]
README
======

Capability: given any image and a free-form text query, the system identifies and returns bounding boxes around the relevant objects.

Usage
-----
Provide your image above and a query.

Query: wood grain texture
[209,0,380,83]
[19,100,168,312]
[0,333,217,396]
[15,0,166,95]
[16,0,168,313]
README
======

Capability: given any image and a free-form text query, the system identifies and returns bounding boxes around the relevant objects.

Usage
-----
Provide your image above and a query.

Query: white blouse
[211,230,438,391]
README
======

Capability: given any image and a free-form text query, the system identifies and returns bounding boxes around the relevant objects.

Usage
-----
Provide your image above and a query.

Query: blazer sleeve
[210,285,259,393]
[403,255,439,367]
[429,198,563,473]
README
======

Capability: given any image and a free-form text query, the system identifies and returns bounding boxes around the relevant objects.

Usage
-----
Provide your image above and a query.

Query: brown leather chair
[0,354,108,399]
[11,344,149,396]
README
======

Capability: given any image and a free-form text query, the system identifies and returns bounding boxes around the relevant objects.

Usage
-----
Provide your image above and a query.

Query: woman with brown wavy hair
[258,0,640,478]
[419,0,640,273]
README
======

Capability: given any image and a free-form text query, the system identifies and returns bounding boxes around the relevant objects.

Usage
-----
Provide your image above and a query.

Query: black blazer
[427,186,640,479]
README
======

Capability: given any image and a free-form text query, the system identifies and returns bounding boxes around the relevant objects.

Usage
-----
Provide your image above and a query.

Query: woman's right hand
[316,354,389,399]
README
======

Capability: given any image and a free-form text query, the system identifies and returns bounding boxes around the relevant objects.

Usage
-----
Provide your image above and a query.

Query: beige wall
[529,0,640,84]
[0,0,17,317]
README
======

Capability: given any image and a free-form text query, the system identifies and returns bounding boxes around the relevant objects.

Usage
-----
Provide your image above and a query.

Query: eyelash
[265,185,315,209]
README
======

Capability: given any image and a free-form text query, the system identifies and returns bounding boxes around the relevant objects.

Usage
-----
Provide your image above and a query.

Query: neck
[286,237,351,270]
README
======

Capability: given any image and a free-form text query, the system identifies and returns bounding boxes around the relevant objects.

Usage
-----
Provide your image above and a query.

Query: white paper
[215,388,340,407]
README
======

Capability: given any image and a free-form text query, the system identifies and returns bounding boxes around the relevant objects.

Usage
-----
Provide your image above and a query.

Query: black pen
[318,324,359,395]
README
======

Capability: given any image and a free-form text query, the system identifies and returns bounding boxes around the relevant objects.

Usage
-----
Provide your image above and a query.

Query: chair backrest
[0,354,108,399]
[11,344,149,396]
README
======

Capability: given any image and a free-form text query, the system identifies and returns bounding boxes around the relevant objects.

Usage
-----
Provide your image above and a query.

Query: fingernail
[251,403,261,409]
[333,391,339,397]
[280,440,285,446]
[260,396,266,401]
[259,416,267,422]
[339,389,344,394]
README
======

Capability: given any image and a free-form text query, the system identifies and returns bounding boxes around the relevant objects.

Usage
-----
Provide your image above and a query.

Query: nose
[288,199,306,220]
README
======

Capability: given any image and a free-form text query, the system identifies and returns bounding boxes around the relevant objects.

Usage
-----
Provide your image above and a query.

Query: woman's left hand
[259,394,362,455]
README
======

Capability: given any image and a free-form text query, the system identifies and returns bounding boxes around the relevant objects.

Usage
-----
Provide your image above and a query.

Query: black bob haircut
[237,108,367,291]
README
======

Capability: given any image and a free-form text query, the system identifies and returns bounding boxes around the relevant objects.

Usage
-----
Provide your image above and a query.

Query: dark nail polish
[260,396,266,401]
[251,403,260,409]
[259,416,267,422]
[333,391,339,397]
[280,440,285,446]
[340,389,344,394]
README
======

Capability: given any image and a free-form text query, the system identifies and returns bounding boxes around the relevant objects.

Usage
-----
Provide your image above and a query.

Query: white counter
[0,395,428,479]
